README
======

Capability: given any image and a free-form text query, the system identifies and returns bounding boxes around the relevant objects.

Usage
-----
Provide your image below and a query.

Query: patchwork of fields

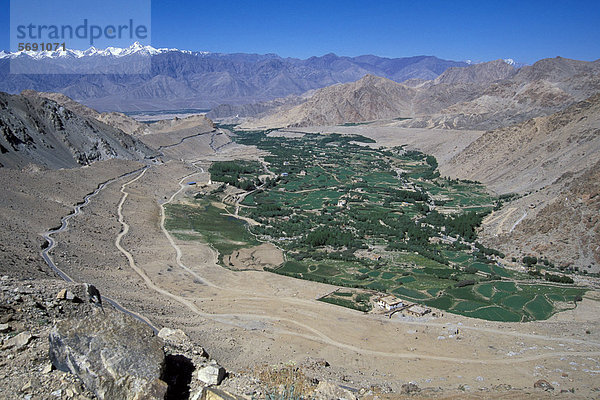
[165,129,586,322]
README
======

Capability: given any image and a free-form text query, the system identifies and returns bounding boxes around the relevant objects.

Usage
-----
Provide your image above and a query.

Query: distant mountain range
[0,43,469,111]
[240,57,600,130]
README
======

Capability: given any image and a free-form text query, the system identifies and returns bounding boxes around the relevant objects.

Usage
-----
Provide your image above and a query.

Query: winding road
[37,160,600,367]
[40,167,159,333]
[110,165,600,365]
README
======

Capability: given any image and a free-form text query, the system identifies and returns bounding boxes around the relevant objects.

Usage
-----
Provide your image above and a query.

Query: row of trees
[305,227,356,248]
[209,161,261,190]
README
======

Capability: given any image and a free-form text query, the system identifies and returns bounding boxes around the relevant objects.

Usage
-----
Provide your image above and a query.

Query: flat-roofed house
[377,295,403,311]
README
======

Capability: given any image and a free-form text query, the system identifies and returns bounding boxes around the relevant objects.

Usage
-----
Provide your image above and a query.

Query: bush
[523,256,538,266]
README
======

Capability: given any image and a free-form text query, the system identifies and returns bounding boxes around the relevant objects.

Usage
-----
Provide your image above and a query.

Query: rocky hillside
[241,57,600,130]
[241,75,416,128]
[441,92,600,194]
[441,94,600,271]
[35,92,151,136]
[403,57,600,130]
[0,278,239,400]
[0,91,157,169]
[500,160,600,272]
[206,93,310,124]
[431,59,517,85]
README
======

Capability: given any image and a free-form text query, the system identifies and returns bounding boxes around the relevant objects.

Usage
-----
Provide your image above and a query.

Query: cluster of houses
[376,295,431,317]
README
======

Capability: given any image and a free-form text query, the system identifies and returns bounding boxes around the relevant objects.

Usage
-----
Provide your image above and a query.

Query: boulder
[158,327,189,345]
[49,307,167,400]
[197,361,226,386]
[3,331,33,350]
[534,379,554,391]
[56,284,101,305]
[198,387,246,400]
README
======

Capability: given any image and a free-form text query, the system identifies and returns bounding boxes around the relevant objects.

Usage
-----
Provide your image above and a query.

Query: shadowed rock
[49,306,167,400]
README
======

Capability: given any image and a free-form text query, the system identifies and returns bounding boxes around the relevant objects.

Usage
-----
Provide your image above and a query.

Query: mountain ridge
[239,57,600,130]
[0,90,157,169]
[0,44,469,111]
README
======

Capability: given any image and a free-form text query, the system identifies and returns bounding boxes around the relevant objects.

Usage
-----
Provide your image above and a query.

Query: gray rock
[313,381,357,400]
[0,323,10,333]
[56,289,80,302]
[401,382,421,394]
[534,379,554,391]
[158,327,189,346]
[193,387,246,400]
[49,307,167,400]
[41,363,54,374]
[56,284,102,305]
[3,331,32,350]
[197,362,226,386]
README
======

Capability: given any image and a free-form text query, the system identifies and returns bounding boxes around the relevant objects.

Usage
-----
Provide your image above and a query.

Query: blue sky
[1,0,599,64]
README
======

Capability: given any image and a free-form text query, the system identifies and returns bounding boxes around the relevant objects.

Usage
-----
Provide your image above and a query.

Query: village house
[377,295,403,311]
[406,304,431,317]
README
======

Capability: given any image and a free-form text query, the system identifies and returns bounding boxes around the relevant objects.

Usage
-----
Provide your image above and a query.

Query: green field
[163,128,587,322]
[165,200,259,261]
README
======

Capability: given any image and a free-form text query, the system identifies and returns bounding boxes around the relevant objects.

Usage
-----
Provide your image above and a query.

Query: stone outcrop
[197,361,226,386]
[49,304,167,399]
[2,331,32,350]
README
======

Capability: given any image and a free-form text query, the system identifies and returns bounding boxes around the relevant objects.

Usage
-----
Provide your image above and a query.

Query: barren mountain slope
[35,91,151,136]
[0,50,468,111]
[441,92,600,194]
[207,93,310,123]
[481,158,600,272]
[0,159,142,279]
[147,114,214,134]
[243,57,600,130]
[0,91,156,169]
[431,59,517,85]
[240,74,416,128]
[441,94,600,271]
[512,161,600,270]
[402,57,600,130]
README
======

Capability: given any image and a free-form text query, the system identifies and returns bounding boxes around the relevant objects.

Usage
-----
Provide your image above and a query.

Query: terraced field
[165,128,586,321]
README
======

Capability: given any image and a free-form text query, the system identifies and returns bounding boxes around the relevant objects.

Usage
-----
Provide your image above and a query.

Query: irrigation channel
[40,166,159,333]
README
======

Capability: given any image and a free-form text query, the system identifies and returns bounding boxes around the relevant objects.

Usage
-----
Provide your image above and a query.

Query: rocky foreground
[0,276,242,400]
[2,276,422,400]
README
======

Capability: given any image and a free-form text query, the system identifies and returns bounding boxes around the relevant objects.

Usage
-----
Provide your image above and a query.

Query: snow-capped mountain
[503,58,528,68]
[2,42,201,59]
[465,58,525,68]
[0,47,469,111]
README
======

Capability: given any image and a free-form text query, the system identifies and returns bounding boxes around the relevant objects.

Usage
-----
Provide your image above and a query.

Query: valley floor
[3,126,600,398]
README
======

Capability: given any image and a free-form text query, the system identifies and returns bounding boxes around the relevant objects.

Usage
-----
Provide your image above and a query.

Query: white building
[377,295,403,311]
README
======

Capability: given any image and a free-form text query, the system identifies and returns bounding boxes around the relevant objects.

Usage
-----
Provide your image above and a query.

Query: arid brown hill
[239,74,417,128]
[443,93,600,271]
[241,57,600,130]
[33,91,151,136]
